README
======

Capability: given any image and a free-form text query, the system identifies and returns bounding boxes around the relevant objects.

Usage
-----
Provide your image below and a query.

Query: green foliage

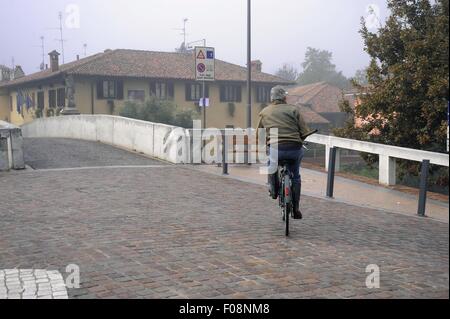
[275,63,299,81]
[335,0,449,189]
[34,108,43,119]
[120,97,198,128]
[353,68,369,86]
[297,47,351,89]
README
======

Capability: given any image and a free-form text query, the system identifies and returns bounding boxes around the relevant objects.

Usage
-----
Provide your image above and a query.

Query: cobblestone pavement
[0,269,68,299]
[24,138,162,169]
[0,139,448,299]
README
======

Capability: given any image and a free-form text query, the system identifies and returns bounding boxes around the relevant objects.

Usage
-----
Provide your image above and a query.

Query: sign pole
[246,0,252,164]
[203,39,206,131]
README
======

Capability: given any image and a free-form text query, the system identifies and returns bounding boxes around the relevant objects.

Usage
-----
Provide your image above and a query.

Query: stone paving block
[0,138,448,299]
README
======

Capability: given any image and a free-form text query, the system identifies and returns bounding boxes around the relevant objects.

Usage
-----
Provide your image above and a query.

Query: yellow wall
[5,82,66,125]
[0,91,9,122]
[4,76,270,129]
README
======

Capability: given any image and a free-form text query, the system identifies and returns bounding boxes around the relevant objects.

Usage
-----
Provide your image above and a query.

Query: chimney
[14,66,25,79]
[48,50,60,72]
[251,60,262,72]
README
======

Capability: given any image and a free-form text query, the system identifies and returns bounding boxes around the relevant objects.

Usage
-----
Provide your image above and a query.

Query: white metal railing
[306,134,449,186]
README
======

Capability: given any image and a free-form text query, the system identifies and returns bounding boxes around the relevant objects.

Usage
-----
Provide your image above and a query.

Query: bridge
[0,116,448,299]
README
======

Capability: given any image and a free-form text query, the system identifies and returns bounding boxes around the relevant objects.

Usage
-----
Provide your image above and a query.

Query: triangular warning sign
[197,50,205,59]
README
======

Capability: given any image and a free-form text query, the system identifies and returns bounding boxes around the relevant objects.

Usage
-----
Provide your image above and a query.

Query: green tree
[335,0,449,190]
[120,97,197,128]
[275,63,299,81]
[353,68,369,86]
[338,0,449,152]
[297,47,350,89]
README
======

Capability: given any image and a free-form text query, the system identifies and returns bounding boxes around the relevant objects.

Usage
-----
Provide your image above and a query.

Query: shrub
[120,97,197,128]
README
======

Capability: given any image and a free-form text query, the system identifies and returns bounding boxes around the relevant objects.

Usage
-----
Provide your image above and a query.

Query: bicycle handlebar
[301,129,318,140]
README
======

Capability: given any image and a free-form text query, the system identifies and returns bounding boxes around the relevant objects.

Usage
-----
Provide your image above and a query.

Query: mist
[0,0,388,77]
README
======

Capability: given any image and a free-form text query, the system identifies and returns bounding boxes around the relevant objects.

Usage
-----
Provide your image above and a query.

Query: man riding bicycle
[257,86,312,220]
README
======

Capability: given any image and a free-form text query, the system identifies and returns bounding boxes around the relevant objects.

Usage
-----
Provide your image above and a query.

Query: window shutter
[220,85,225,102]
[236,85,242,102]
[116,80,124,100]
[185,83,191,101]
[168,82,174,99]
[97,81,104,99]
[150,82,156,96]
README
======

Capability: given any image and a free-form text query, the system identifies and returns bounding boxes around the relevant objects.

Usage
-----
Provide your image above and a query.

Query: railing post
[222,129,229,175]
[379,155,396,186]
[418,159,430,217]
[326,147,337,198]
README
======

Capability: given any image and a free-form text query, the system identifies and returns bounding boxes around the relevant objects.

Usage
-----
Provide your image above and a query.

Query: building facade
[0,49,290,128]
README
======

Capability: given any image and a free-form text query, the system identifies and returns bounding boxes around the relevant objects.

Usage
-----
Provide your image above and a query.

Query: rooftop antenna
[174,18,189,48]
[47,12,67,63]
[57,12,66,63]
[32,36,45,70]
[40,36,45,70]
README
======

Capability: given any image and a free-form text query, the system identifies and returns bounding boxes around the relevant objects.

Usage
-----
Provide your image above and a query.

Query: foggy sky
[0,0,388,77]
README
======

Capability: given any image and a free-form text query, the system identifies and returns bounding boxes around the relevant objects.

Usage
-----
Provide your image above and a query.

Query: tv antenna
[174,18,189,47]
[32,36,45,70]
[47,12,67,63]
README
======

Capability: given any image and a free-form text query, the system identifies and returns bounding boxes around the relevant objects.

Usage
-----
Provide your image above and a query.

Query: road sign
[199,98,210,107]
[195,47,215,82]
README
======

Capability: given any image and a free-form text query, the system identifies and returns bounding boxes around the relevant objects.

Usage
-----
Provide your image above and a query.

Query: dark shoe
[293,209,303,220]
[292,183,302,219]
[268,173,278,200]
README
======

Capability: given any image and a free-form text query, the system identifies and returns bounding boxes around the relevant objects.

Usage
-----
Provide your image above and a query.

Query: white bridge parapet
[21,115,190,164]
[306,134,449,186]
[21,116,449,187]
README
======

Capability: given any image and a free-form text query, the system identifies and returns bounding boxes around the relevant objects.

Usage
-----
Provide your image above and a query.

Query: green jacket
[257,101,311,146]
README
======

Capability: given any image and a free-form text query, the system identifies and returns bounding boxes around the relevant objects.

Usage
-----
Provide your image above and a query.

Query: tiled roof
[286,82,344,113]
[298,106,330,124]
[1,49,290,88]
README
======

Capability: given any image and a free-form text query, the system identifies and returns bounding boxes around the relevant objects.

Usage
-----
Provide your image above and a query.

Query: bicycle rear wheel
[285,204,290,236]
[283,174,292,237]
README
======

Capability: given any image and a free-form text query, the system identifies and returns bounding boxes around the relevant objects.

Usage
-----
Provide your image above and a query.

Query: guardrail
[306,134,449,186]
[305,134,448,217]
[0,120,25,171]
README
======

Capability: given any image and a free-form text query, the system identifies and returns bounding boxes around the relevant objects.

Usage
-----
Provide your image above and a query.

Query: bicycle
[274,130,318,237]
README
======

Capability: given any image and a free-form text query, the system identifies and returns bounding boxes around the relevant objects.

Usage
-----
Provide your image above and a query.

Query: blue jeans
[269,145,305,187]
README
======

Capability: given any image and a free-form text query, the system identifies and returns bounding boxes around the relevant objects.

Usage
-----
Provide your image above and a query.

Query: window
[185,83,209,101]
[220,84,242,102]
[49,90,56,108]
[103,81,116,99]
[150,81,174,100]
[96,80,124,100]
[128,90,145,102]
[57,88,65,107]
[256,86,271,103]
[37,92,44,109]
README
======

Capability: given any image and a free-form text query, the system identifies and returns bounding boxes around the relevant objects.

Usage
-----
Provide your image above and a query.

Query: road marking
[32,165,172,172]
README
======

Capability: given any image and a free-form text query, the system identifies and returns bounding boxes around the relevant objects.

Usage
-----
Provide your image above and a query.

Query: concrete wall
[0,120,25,171]
[21,115,191,164]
